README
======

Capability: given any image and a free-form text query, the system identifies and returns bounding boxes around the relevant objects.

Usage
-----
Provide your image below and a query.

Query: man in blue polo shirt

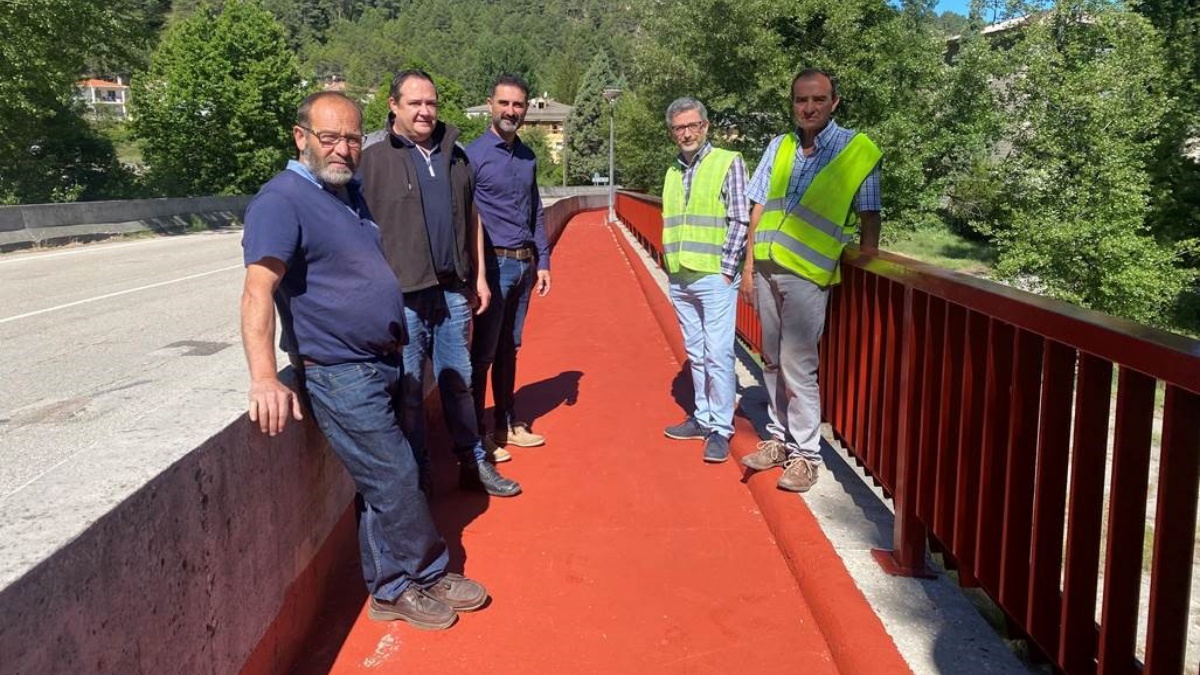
[467,74,552,454]
[240,91,487,630]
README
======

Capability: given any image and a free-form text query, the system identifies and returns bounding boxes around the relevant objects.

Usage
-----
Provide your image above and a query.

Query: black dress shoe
[459,460,522,497]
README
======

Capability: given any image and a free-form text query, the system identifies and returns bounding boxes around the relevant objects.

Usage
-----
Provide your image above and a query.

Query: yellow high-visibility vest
[753,132,881,287]
[662,148,739,274]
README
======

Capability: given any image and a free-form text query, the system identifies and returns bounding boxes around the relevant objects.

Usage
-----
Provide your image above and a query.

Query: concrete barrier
[0,372,355,674]
[546,195,608,247]
[0,189,600,251]
[538,185,611,199]
[0,196,252,251]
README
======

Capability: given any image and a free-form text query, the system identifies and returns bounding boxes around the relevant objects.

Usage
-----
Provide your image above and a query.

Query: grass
[884,226,995,276]
[92,119,144,167]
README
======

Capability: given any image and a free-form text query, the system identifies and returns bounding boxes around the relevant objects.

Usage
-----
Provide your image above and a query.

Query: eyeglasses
[298,125,363,149]
[671,120,707,136]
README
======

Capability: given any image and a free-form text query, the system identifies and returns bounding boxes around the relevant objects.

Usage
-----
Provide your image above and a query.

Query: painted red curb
[611,220,911,675]
[239,502,360,675]
[607,221,687,366]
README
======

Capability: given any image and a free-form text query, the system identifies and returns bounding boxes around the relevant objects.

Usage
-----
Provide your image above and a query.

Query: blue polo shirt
[466,129,550,270]
[242,161,406,364]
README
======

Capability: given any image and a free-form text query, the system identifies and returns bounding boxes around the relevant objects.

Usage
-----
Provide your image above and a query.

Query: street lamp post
[603,86,621,223]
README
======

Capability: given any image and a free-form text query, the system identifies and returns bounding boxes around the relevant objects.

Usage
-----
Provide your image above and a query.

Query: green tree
[521,127,564,187]
[630,0,948,231]
[0,0,141,202]
[565,52,619,185]
[132,0,304,196]
[303,9,410,88]
[981,3,1194,324]
[1134,0,1200,274]
[614,90,676,194]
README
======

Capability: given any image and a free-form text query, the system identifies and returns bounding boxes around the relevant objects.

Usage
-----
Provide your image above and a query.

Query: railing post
[872,286,934,578]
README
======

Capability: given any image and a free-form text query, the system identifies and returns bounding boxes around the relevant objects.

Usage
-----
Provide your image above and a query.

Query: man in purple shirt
[467,74,552,455]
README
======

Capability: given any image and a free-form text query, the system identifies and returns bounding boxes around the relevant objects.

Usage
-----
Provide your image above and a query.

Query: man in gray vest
[360,70,521,498]
[659,97,750,464]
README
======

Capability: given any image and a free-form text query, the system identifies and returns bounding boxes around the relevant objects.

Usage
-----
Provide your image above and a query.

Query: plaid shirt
[677,142,751,277]
[746,120,882,217]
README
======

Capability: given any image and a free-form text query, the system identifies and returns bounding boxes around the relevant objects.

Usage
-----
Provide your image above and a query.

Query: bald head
[293,92,363,187]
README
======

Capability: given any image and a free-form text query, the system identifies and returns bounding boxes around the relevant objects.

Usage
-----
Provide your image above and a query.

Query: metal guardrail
[614,189,1200,675]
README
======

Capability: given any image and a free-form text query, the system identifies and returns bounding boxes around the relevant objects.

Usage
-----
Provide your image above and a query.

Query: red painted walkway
[293,212,909,674]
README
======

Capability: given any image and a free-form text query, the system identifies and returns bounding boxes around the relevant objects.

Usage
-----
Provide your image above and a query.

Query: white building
[76,78,130,120]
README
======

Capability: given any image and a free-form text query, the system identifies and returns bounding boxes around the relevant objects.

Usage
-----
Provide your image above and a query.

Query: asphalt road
[0,231,253,584]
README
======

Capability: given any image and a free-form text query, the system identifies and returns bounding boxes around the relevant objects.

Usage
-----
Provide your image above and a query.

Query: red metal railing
[614,190,1200,675]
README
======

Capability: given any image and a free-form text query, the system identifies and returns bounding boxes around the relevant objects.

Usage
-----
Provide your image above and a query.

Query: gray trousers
[754,261,829,462]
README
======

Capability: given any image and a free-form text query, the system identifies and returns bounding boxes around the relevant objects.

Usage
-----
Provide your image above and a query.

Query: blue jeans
[471,256,535,433]
[303,359,449,601]
[402,285,486,475]
[668,271,740,438]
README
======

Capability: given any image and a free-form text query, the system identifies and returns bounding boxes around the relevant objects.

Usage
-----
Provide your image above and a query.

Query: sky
[934,0,972,14]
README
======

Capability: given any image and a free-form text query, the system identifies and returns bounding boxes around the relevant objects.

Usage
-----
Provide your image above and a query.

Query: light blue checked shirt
[677,142,751,277]
[746,120,882,217]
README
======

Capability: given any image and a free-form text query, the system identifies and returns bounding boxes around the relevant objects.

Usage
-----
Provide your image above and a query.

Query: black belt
[493,246,534,261]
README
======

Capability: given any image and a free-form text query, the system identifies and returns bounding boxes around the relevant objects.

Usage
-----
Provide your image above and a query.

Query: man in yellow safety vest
[660,97,750,463]
[738,69,882,492]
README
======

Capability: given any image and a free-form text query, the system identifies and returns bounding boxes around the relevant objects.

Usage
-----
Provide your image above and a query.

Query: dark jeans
[303,358,449,601]
[471,255,534,433]
[402,285,487,477]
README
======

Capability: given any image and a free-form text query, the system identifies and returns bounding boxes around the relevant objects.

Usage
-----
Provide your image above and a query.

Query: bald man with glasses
[240,91,488,630]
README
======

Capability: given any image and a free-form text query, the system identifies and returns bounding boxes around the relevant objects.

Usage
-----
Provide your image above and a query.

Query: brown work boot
[483,436,512,463]
[496,421,545,448]
[422,572,488,611]
[777,457,820,493]
[740,439,789,471]
[367,586,457,630]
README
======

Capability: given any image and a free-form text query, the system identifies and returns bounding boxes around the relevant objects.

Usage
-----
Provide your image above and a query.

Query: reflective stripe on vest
[753,132,881,287]
[662,148,739,274]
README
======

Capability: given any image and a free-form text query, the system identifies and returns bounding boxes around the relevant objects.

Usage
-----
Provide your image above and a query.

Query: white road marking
[0,240,152,265]
[0,231,239,266]
[0,264,243,325]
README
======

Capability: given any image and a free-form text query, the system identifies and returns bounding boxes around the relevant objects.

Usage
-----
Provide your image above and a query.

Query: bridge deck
[293,211,908,674]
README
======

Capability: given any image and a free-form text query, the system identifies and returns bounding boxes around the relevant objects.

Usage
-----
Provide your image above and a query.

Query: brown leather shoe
[367,586,456,630]
[740,439,788,471]
[496,421,545,448]
[777,457,820,493]
[484,436,512,463]
[422,572,488,611]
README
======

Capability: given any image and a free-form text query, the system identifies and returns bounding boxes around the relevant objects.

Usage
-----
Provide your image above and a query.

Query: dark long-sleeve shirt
[466,129,550,271]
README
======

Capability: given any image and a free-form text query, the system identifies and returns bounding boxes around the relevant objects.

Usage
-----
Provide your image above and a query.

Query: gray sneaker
[777,457,820,493]
[703,433,730,463]
[740,439,788,471]
[664,416,707,440]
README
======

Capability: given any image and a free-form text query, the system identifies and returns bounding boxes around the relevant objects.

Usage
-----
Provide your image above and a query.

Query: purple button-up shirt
[466,129,550,271]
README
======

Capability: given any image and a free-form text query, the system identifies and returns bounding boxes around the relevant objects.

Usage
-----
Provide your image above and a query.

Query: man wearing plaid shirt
[739,69,882,492]
[659,97,750,464]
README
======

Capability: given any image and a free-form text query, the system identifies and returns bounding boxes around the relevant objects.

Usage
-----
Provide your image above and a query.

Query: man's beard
[493,115,521,135]
[302,145,354,187]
